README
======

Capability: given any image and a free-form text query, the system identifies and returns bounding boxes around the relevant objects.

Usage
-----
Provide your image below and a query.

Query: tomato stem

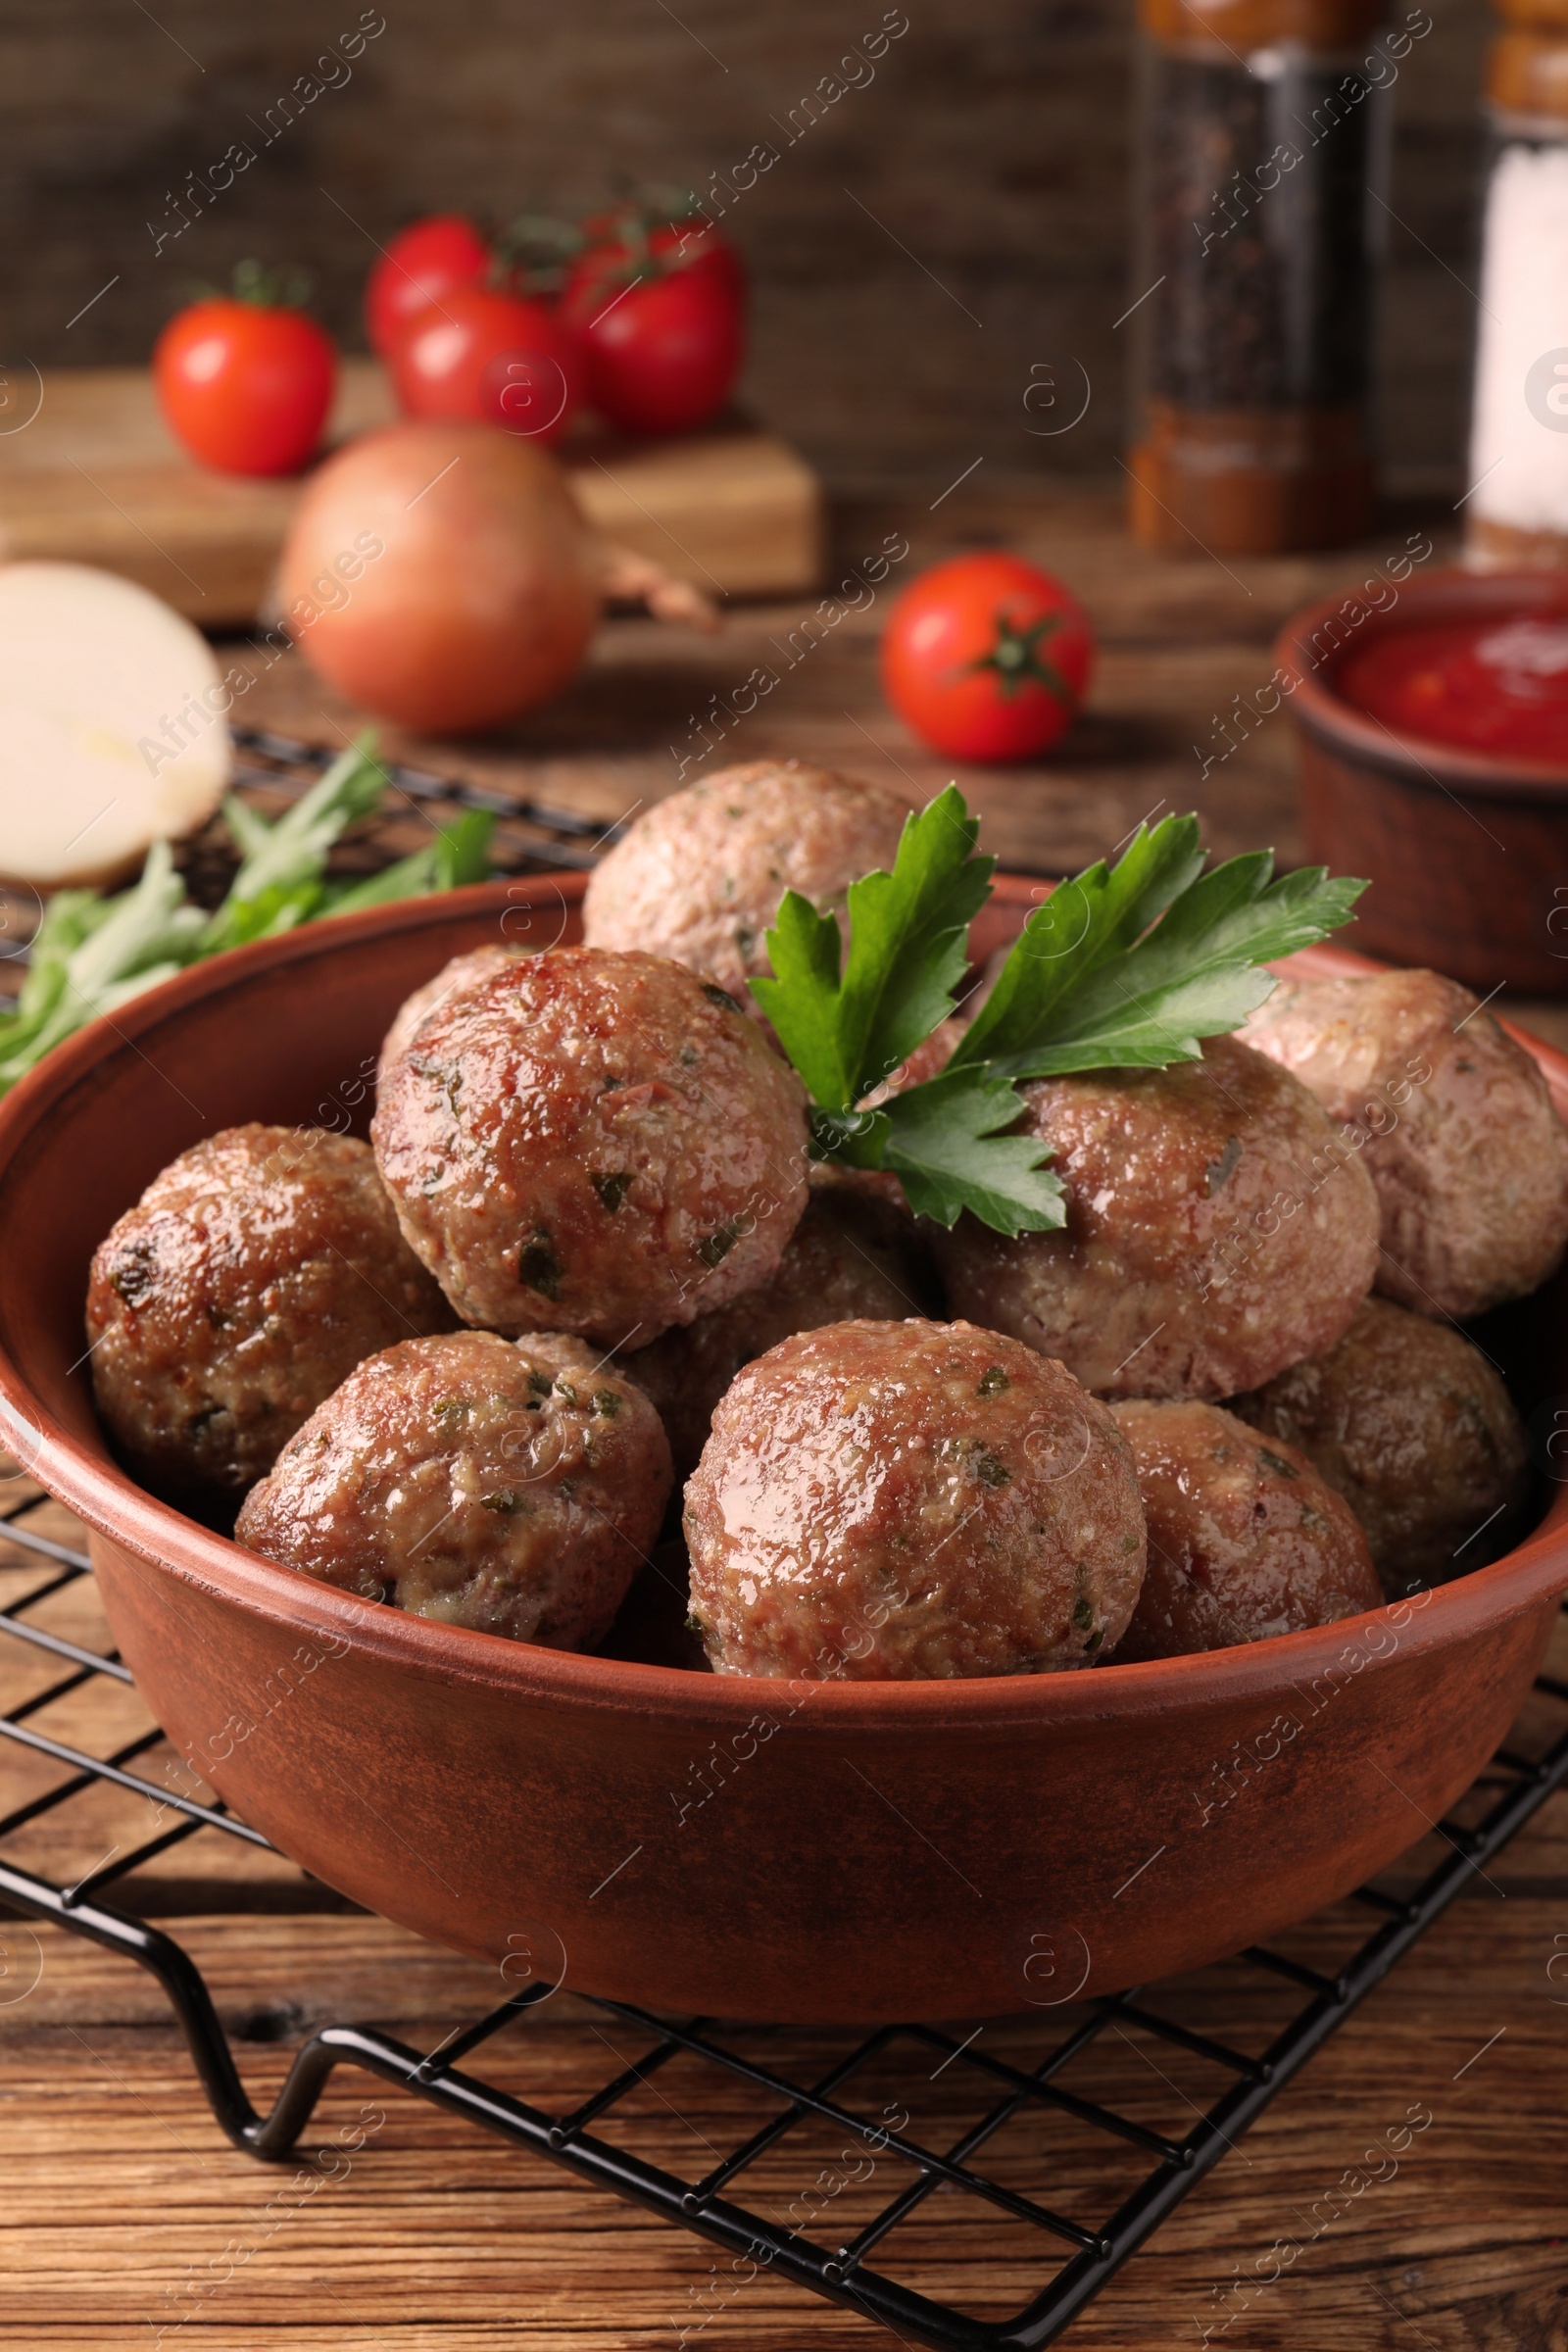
[965,608,1075,705]
[230,258,315,311]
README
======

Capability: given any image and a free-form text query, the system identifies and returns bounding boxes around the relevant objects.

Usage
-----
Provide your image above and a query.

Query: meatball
[932,1034,1379,1400]
[86,1126,454,1508]
[582,760,910,1004]
[373,946,810,1348]
[378,944,526,1078]
[236,1331,671,1649]
[1244,968,1568,1320]
[1112,1400,1381,1661]
[622,1183,944,1474]
[1230,1298,1530,1598]
[684,1319,1146,1681]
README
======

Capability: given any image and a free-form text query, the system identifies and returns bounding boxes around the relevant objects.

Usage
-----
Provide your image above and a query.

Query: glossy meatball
[1112,1400,1381,1661]
[236,1331,671,1648]
[932,1034,1379,1400]
[622,1183,943,1474]
[1245,968,1568,1320]
[378,944,527,1078]
[373,946,810,1348]
[684,1319,1147,1681]
[86,1126,454,1507]
[1230,1298,1530,1598]
[582,760,910,1004]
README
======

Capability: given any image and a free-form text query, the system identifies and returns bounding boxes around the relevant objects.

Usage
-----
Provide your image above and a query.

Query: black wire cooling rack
[2,1481,1566,2349]
[220,723,625,877]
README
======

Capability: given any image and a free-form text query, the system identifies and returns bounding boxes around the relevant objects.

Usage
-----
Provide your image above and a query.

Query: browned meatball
[373,946,810,1348]
[1112,1400,1381,1661]
[236,1331,671,1649]
[932,1035,1379,1400]
[1244,968,1568,1320]
[1230,1298,1530,1598]
[85,1126,455,1507]
[621,1183,943,1474]
[582,760,910,1004]
[378,944,527,1078]
[684,1319,1146,1681]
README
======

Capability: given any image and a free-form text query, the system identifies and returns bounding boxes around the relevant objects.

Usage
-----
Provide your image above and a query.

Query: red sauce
[1338,612,1568,765]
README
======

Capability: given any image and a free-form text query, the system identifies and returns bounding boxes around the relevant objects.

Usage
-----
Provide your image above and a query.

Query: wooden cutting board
[0,362,825,624]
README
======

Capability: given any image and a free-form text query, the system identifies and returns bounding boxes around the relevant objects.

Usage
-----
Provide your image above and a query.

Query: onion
[0,562,229,889]
[276,422,603,735]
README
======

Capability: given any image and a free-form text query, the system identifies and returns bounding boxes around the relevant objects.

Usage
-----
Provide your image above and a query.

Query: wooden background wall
[0,0,1488,492]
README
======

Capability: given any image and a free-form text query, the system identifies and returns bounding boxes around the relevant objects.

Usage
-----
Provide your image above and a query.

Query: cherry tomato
[879,554,1094,762]
[389,284,579,445]
[154,296,336,477]
[365,214,490,359]
[560,220,745,435]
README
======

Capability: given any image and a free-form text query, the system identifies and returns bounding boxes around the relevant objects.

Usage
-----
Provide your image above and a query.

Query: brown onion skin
[275,420,600,734]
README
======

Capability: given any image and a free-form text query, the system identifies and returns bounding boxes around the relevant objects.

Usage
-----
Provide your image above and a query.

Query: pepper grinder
[1126,0,1394,556]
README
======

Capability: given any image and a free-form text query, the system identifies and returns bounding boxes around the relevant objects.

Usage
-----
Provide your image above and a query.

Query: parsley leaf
[953,817,1365,1081]
[753,793,1364,1241]
[817,1067,1065,1231]
[749,786,994,1109]
[750,790,1054,1231]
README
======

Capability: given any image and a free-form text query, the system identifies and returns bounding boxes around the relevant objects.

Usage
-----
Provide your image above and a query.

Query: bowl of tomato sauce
[1277,570,1568,993]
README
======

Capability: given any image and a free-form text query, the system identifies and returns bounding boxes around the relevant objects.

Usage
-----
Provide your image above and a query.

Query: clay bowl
[0,872,1565,2026]
[1276,568,1568,995]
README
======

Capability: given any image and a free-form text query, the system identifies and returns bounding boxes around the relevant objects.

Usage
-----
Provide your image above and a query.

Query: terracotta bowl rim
[1275,564,1568,797]
[1,873,1565,1735]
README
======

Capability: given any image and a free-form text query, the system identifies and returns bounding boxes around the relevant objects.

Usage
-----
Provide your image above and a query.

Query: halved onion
[0,562,230,888]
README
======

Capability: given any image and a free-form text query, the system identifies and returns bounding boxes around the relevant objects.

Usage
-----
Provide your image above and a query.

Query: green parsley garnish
[697,1216,749,1267]
[749,788,1364,1237]
[519,1234,564,1298]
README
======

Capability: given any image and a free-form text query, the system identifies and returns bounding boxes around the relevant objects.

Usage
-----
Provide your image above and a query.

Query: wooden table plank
[1,1879,1566,2346]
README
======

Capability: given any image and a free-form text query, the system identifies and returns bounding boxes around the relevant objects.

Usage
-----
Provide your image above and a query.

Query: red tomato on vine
[389,284,579,444]
[154,266,337,477]
[559,216,745,435]
[365,214,491,358]
[879,554,1094,762]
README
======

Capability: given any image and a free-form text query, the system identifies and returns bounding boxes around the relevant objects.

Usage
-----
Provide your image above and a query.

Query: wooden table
[4,486,1567,2348]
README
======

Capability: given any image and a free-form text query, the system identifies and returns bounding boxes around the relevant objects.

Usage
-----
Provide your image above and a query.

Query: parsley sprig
[750,789,1365,1236]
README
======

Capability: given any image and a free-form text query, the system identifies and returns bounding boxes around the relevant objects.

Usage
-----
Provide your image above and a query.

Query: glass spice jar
[1126,0,1394,556]
[1465,0,1568,569]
